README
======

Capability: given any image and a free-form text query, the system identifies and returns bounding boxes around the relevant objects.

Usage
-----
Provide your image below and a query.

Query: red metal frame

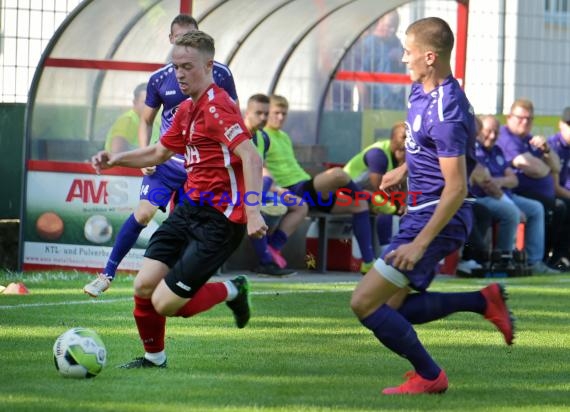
[180,0,192,14]
[44,57,162,72]
[28,160,142,177]
[334,1,470,90]
[455,0,469,89]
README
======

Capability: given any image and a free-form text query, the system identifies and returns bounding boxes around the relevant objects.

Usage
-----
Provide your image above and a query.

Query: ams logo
[65,179,129,204]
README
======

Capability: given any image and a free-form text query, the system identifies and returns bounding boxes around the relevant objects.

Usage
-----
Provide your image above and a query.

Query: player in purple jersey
[350,17,515,395]
[547,106,570,269]
[84,14,239,297]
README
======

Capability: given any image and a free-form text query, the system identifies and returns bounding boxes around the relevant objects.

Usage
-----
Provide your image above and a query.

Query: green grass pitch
[1,271,569,411]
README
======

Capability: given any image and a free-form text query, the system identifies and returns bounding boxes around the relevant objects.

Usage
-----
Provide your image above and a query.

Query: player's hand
[385,242,425,272]
[281,191,298,203]
[380,165,407,193]
[480,179,503,198]
[529,135,549,152]
[141,166,156,175]
[246,212,268,239]
[91,151,114,175]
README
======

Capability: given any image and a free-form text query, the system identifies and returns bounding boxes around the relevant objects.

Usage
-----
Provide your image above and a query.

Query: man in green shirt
[247,94,307,276]
[104,83,158,153]
[343,122,407,215]
[261,95,375,273]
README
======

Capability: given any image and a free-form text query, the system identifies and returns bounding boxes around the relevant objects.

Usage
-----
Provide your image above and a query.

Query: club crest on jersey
[404,121,421,154]
[496,154,505,166]
[224,123,243,142]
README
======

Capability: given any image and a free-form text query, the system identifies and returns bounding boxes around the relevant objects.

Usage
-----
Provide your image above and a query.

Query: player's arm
[530,135,560,174]
[552,172,570,199]
[138,105,159,148]
[380,163,408,192]
[92,142,173,174]
[492,167,518,189]
[233,140,268,238]
[512,152,551,178]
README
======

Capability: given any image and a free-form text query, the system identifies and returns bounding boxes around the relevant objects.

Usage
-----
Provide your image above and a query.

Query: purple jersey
[146,61,238,137]
[548,133,570,191]
[496,125,554,198]
[473,142,511,197]
[404,75,477,209]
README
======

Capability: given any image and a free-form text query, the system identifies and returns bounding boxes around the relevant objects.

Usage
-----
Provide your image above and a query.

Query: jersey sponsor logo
[175,281,192,292]
[224,123,243,142]
[165,90,176,96]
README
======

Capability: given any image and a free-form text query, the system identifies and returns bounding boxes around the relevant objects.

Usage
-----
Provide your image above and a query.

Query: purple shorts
[139,157,187,207]
[380,204,473,291]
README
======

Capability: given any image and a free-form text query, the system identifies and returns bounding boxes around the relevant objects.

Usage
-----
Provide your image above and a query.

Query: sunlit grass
[0,271,569,411]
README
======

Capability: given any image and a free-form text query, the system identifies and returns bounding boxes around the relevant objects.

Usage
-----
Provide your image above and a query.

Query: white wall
[466,0,570,115]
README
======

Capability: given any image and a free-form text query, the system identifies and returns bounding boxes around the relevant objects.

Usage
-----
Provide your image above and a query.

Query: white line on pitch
[0,289,350,310]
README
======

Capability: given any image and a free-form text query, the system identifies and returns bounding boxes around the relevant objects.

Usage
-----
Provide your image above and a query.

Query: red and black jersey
[161,84,252,223]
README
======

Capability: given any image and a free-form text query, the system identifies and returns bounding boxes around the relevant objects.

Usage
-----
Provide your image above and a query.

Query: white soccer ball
[84,214,113,244]
[53,327,107,378]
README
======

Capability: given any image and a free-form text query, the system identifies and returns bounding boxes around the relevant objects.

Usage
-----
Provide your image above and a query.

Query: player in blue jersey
[350,17,515,395]
[84,14,239,297]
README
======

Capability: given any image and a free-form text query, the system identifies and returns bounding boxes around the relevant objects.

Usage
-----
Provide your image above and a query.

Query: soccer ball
[53,327,107,378]
[84,214,113,244]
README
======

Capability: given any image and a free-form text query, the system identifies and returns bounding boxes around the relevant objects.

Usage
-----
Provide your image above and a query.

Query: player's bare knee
[134,211,155,226]
[133,277,155,298]
[134,202,157,226]
[330,167,350,186]
[350,292,371,318]
[151,297,175,316]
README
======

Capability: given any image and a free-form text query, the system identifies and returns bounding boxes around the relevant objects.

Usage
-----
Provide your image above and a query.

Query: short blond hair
[510,98,534,115]
[175,30,215,59]
[269,94,289,110]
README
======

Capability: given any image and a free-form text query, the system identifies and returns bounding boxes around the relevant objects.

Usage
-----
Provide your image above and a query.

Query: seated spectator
[547,106,570,269]
[473,114,555,274]
[244,94,308,276]
[496,98,569,270]
[343,121,407,215]
[104,83,156,153]
[263,94,376,273]
[459,202,493,273]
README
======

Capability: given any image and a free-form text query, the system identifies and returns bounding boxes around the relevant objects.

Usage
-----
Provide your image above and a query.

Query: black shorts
[145,202,245,298]
[290,179,336,213]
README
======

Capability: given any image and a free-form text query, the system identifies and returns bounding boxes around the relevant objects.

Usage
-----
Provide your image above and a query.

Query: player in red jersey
[91,30,267,368]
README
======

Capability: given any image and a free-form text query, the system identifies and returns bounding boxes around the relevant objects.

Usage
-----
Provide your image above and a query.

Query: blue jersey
[497,125,554,198]
[473,142,511,198]
[548,132,570,191]
[404,75,476,209]
[146,61,238,136]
